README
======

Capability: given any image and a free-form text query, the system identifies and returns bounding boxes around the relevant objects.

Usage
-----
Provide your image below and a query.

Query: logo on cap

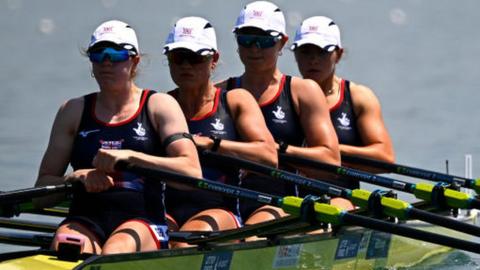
[182,27,193,36]
[253,10,263,17]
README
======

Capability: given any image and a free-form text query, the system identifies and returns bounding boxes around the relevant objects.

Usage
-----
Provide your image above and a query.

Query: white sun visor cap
[88,20,139,53]
[290,16,342,52]
[163,16,217,56]
[233,1,286,37]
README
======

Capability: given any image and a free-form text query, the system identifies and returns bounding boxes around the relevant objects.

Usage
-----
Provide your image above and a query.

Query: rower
[162,16,277,248]
[218,1,345,224]
[290,16,395,175]
[34,20,201,255]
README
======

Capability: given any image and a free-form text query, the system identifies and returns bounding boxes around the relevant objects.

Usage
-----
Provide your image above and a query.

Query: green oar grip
[414,182,472,209]
[350,189,411,220]
[472,179,480,194]
[281,196,344,225]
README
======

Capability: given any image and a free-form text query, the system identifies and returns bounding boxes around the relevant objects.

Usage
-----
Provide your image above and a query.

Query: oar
[342,154,480,193]
[199,150,480,237]
[279,153,480,210]
[0,183,77,217]
[114,160,480,254]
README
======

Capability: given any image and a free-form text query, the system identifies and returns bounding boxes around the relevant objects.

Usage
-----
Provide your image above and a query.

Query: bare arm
[287,78,341,166]
[340,83,395,162]
[34,97,107,207]
[194,89,277,167]
[93,93,201,185]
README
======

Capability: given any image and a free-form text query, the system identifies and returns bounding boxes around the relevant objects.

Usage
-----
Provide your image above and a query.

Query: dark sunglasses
[236,34,281,49]
[88,47,134,63]
[167,51,212,65]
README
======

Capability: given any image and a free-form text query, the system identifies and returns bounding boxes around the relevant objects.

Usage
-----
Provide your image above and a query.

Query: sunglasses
[167,50,213,65]
[88,47,134,63]
[236,34,281,49]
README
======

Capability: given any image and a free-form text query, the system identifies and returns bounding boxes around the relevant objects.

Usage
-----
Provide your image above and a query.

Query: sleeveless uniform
[166,88,242,227]
[329,79,361,189]
[227,75,303,219]
[66,90,168,248]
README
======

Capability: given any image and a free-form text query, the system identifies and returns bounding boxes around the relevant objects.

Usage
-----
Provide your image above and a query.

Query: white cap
[163,16,217,55]
[233,1,286,36]
[290,16,342,52]
[88,20,139,53]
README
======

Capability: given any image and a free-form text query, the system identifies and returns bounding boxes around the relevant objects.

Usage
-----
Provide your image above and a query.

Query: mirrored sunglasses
[236,34,281,49]
[167,51,212,65]
[88,47,134,63]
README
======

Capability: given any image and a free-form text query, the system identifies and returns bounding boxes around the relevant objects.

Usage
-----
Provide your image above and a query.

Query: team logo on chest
[133,122,148,141]
[210,118,226,135]
[337,112,352,130]
[272,106,287,124]
[100,139,124,149]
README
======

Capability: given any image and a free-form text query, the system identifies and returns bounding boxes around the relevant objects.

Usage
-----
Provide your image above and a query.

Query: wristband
[278,141,289,153]
[209,135,222,152]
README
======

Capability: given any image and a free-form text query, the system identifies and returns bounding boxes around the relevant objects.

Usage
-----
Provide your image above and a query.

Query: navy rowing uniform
[227,75,302,219]
[330,79,362,146]
[326,79,361,189]
[167,88,241,227]
[67,89,168,246]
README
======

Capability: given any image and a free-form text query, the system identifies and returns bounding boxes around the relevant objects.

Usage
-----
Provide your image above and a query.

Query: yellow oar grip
[473,179,480,194]
[281,196,344,225]
[414,182,472,209]
[351,189,411,220]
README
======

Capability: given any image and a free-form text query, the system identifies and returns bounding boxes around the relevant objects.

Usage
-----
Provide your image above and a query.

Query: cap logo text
[253,10,263,17]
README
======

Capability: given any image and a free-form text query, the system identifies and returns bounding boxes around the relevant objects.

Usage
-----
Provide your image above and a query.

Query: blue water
[1,0,480,267]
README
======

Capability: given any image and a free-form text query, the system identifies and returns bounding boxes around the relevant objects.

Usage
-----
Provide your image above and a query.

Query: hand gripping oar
[114,160,480,254]
[342,154,480,193]
[199,151,480,237]
[279,153,480,210]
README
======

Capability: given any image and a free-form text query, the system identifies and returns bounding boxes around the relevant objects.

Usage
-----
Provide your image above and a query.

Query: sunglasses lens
[236,35,278,49]
[168,51,210,65]
[89,48,130,63]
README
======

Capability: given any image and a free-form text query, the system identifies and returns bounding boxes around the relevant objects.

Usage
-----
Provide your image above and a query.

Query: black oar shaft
[201,150,350,198]
[0,184,72,204]
[279,154,415,193]
[342,212,480,254]
[407,208,480,237]
[342,154,473,187]
[115,160,283,207]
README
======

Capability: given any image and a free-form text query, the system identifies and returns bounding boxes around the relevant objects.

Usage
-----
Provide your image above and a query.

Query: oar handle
[0,182,79,205]
[114,160,284,207]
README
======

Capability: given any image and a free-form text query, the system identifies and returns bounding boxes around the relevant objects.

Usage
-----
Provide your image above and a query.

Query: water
[1,0,479,267]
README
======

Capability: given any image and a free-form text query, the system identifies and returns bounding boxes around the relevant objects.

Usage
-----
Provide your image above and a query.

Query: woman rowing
[218,1,344,223]
[290,16,395,176]
[34,20,201,254]
[163,16,277,247]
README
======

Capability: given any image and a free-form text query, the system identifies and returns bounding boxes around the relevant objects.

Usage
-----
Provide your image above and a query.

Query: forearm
[127,151,202,178]
[340,143,395,163]
[215,140,278,167]
[285,145,341,166]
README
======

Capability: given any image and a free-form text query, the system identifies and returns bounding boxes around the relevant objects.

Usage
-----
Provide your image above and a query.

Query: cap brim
[163,41,214,55]
[233,21,280,35]
[290,36,338,51]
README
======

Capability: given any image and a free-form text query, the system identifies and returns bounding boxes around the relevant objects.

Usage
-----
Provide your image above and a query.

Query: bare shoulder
[226,87,255,100]
[290,76,325,104]
[148,92,181,112]
[349,81,381,108]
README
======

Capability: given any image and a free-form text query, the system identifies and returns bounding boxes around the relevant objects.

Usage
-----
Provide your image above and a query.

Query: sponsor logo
[100,139,124,149]
[272,106,287,124]
[337,112,352,130]
[133,122,148,141]
[253,10,263,17]
[79,129,100,138]
[210,118,226,135]
[272,244,302,268]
